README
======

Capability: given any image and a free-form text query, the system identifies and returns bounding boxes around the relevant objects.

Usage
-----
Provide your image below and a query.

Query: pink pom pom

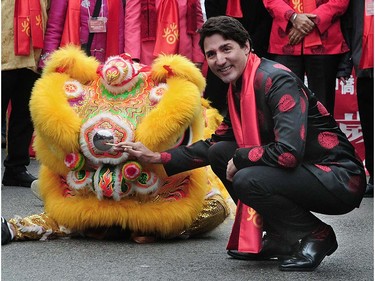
[64,152,85,171]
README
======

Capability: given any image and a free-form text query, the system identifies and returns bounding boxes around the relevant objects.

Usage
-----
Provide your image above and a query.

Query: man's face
[203,34,250,85]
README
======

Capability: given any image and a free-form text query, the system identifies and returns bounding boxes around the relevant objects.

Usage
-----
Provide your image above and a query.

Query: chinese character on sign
[336,112,363,144]
[336,76,355,95]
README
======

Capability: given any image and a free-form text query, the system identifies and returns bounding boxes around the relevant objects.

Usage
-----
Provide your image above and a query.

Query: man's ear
[245,41,251,54]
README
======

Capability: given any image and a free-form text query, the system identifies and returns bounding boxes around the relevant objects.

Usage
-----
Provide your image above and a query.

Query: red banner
[333,71,367,174]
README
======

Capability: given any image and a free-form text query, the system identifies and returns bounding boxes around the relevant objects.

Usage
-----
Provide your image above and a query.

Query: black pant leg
[272,55,305,80]
[232,166,354,244]
[2,69,39,169]
[304,55,342,115]
[357,76,374,182]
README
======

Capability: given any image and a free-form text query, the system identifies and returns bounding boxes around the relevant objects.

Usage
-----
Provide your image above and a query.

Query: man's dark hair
[198,16,252,54]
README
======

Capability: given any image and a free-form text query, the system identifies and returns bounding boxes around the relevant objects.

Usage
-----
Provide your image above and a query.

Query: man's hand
[291,13,316,35]
[288,27,305,45]
[112,141,162,164]
[226,158,238,182]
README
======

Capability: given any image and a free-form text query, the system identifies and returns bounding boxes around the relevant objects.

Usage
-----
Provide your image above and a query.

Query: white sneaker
[31,180,42,201]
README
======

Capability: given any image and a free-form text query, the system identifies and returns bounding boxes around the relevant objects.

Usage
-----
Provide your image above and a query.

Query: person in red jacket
[263,0,350,115]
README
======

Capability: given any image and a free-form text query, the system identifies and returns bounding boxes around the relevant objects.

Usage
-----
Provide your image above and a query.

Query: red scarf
[106,0,121,57]
[226,53,263,253]
[359,1,374,69]
[226,0,243,18]
[14,0,44,56]
[153,0,180,56]
[60,0,81,47]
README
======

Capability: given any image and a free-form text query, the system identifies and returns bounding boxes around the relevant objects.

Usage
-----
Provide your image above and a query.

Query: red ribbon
[14,0,44,56]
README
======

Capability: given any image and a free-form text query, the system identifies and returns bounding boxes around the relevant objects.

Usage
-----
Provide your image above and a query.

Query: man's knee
[232,168,267,199]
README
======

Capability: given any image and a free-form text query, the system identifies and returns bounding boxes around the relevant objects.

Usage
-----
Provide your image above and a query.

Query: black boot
[2,167,37,187]
[279,225,338,271]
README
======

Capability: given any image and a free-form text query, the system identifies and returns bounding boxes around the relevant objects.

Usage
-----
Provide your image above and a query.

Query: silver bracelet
[291,13,298,23]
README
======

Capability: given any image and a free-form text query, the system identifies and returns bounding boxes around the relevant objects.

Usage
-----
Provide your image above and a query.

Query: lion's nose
[93,129,114,151]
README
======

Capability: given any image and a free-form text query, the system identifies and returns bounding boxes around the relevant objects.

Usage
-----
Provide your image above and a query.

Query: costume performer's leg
[181,192,230,237]
[8,213,72,241]
[132,192,230,242]
[232,166,354,244]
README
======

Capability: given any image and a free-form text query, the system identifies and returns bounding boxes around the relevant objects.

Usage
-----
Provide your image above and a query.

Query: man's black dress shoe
[227,234,294,261]
[364,182,374,198]
[279,225,338,271]
[2,168,37,187]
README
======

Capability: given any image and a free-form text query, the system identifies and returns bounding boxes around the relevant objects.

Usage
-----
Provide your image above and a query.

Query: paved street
[1,154,374,281]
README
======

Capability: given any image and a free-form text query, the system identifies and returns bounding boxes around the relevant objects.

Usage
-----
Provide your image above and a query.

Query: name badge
[88,17,107,33]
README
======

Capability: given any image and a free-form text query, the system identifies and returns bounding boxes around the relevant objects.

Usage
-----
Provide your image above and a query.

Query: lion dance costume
[8,46,230,242]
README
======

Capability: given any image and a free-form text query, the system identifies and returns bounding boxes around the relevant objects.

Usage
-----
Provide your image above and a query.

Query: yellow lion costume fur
[9,46,230,242]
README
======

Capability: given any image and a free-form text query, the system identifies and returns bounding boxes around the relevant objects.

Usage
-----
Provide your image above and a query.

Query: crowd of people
[2,0,373,272]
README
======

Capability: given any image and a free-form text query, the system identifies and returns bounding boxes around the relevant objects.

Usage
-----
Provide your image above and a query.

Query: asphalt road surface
[1,155,373,281]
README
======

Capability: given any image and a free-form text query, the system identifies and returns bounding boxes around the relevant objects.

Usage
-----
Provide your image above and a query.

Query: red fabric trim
[160,152,172,164]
